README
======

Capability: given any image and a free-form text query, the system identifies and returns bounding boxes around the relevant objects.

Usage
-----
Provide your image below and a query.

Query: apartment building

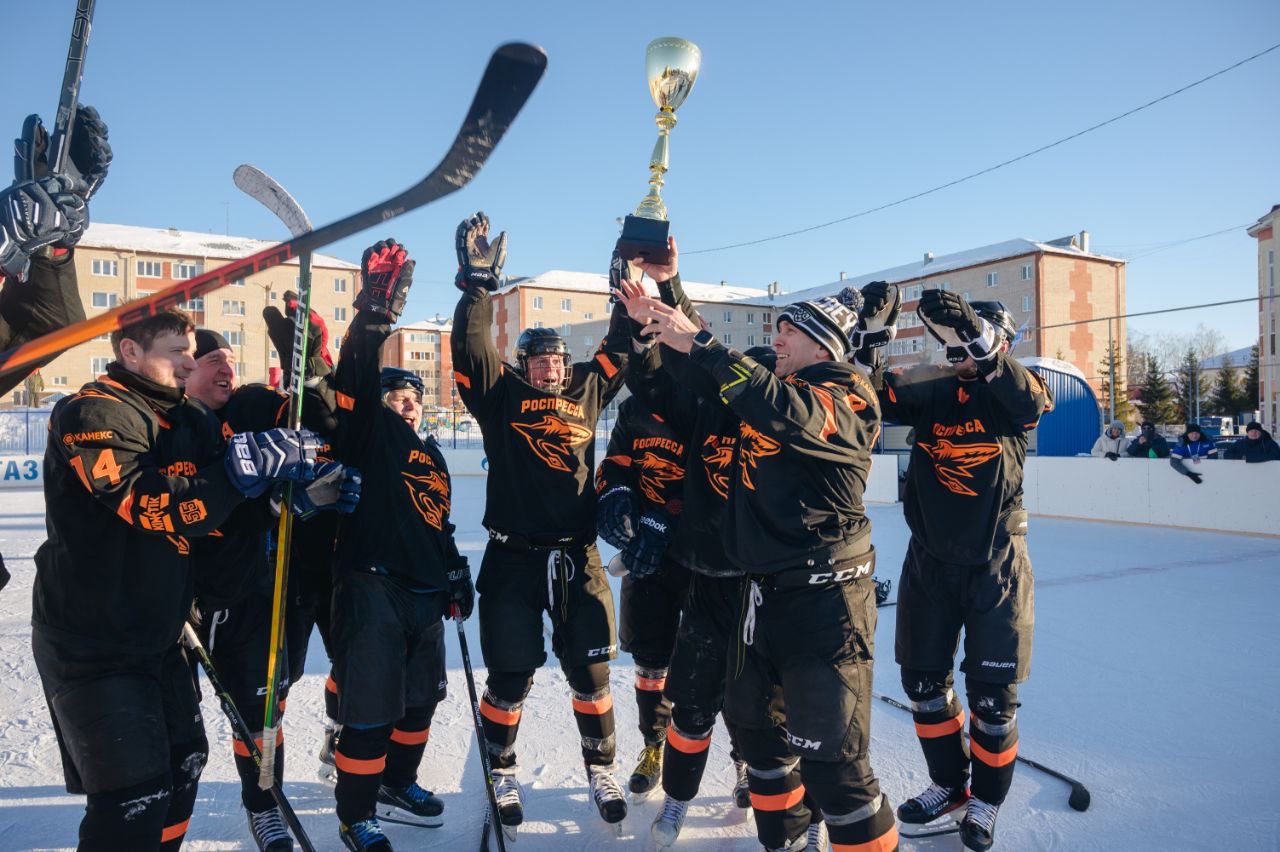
[1246,205,1278,429]
[784,232,1126,395]
[381,317,454,410]
[9,222,359,406]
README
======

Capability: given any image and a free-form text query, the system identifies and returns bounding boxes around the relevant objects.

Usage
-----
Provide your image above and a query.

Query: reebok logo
[807,560,873,584]
[639,514,667,535]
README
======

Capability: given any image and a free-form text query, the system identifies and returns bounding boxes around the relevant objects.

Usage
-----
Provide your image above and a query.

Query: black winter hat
[777,296,858,361]
[194,329,232,360]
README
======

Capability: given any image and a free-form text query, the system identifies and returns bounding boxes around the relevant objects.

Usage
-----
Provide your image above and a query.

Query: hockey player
[184,328,360,851]
[620,262,898,852]
[0,105,110,396]
[451,213,631,835]
[854,285,1050,851]
[33,308,321,851]
[325,240,473,852]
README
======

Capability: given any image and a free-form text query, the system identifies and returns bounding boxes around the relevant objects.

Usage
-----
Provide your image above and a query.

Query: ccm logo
[586,644,617,658]
[807,560,872,584]
[785,730,822,751]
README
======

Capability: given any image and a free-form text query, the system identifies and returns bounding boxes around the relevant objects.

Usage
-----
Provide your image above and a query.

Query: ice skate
[732,758,751,809]
[804,818,828,850]
[376,781,444,827]
[339,817,392,852]
[650,795,689,848]
[317,724,339,785]
[628,742,663,796]
[586,763,628,833]
[960,795,999,850]
[896,782,968,837]
[492,767,524,841]
[246,805,292,851]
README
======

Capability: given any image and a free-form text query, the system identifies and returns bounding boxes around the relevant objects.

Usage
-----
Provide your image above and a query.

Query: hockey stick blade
[234,164,313,237]
[0,41,547,383]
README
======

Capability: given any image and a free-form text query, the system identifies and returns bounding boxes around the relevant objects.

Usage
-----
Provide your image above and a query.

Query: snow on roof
[500,269,770,304]
[78,222,359,270]
[781,236,1125,303]
[1020,355,1087,381]
[398,318,452,332]
[1199,346,1252,370]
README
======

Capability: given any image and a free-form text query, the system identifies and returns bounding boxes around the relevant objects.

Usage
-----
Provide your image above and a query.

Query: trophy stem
[634,108,677,220]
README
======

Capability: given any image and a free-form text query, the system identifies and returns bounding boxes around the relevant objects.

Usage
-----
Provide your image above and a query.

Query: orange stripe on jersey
[666,727,711,754]
[326,674,339,694]
[635,674,666,692]
[335,751,387,775]
[160,819,190,843]
[336,391,355,411]
[915,711,964,739]
[454,370,472,389]
[606,454,632,467]
[971,739,1018,767]
[832,824,899,852]
[116,489,135,524]
[811,385,838,440]
[390,727,431,745]
[571,693,614,716]
[750,786,805,812]
[886,385,898,404]
[595,352,619,379]
[480,700,521,726]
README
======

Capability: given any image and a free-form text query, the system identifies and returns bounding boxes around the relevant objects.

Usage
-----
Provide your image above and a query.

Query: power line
[1120,224,1252,261]
[1032,292,1275,332]
[684,42,1280,257]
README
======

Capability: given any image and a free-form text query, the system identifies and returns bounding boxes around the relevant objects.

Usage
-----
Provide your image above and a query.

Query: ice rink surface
[1,478,1277,850]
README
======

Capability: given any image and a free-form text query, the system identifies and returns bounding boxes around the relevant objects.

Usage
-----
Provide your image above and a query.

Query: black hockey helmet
[515,327,571,393]
[969,300,1017,348]
[380,366,424,399]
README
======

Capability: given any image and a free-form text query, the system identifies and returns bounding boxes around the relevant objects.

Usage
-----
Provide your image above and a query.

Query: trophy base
[617,215,671,264]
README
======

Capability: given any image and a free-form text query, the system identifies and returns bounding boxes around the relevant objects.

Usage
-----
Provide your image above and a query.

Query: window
[177,297,204,312]
[561,298,572,312]
[962,291,971,302]
[534,321,544,328]
[905,284,923,301]
[583,312,594,320]
[223,330,243,346]
[724,333,732,345]
[747,313,755,325]
[1022,294,1032,312]
[231,277,245,287]
[1021,263,1033,281]
[334,307,348,322]
[91,356,110,373]
[762,334,771,345]
[222,299,246,316]
[986,272,998,287]
[269,349,278,362]
[747,334,755,346]
[173,262,202,280]
[583,336,593,348]
[604,302,613,314]
[91,259,118,277]
[136,260,162,277]
[898,312,920,328]
[410,351,434,361]
[763,312,772,323]
[269,290,278,301]
[532,296,543,309]
[51,376,67,386]
[560,324,571,336]
[334,277,348,293]
[91,292,119,308]
[940,280,951,291]
[723,311,732,323]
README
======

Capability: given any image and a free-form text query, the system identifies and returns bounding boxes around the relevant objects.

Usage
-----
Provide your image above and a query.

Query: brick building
[381,317,454,410]
[1246,205,1278,429]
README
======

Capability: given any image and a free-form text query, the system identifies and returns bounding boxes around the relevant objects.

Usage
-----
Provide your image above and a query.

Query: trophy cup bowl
[617,37,701,265]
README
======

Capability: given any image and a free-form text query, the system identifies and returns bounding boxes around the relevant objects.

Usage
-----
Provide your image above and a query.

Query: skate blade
[376,803,444,828]
[502,822,519,842]
[898,813,962,838]
[317,764,337,786]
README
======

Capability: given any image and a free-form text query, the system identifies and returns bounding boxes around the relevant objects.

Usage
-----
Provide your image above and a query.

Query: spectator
[1221,421,1280,463]
[1170,424,1217,484]
[1090,419,1129,460]
[1125,421,1170,459]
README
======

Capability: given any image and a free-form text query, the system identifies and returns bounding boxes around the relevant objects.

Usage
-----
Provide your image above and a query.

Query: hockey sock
[661,704,716,802]
[566,662,616,767]
[745,759,811,849]
[383,704,436,788]
[334,723,392,826]
[324,672,340,724]
[634,663,672,745]
[968,682,1021,806]
[481,670,533,771]
[79,773,171,852]
[232,728,284,811]
[802,758,898,852]
[160,735,208,851]
[903,669,970,790]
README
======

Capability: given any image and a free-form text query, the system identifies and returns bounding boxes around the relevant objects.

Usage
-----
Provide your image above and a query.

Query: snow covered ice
[1,479,1277,850]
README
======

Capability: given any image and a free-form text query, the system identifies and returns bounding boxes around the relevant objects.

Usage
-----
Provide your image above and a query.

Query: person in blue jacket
[1169,424,1217,484]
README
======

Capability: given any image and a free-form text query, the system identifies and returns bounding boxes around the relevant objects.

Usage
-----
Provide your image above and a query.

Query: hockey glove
[849,281,901,367]
[1104,451,1119,461]
[448,557,475,620]
[0,174,88,280]
[918,288,999,365]
[273,462,362,519]
[15,105,112,199]
[622,510,672,579]
[263,293,333,384]
[596,485,637,550]
[354,239,414,322]
[225,428,322,498]
[454,211,507,291]
[874,576,892,606]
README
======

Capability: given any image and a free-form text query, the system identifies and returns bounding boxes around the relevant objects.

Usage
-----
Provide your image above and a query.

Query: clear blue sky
[3,0,1276,351]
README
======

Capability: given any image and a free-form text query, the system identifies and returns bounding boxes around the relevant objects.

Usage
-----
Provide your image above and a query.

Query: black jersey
[34,363,244,654]
[0,247,86,397]
[877,357,1052,565]
[451,287,628,540]
[328,310,457,589]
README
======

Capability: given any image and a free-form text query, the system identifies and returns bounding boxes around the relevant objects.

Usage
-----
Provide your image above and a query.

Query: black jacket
[451,286,628,540]
[0,247,86,397]
[877,358,1052,565]
[1222,429,1280,463]
[34,363,243,653]
[1125,431,1171,459]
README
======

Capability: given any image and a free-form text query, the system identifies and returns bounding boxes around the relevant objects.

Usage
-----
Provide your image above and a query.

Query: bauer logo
[981,660,1017,669]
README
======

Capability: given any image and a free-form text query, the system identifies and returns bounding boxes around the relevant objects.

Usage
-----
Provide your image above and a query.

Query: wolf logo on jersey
[918,438,1002,497]
[737,423,782,491]
[634,451,685,505]
[403,468,452,529]
[702,434,736,499]
[511,414,595,473]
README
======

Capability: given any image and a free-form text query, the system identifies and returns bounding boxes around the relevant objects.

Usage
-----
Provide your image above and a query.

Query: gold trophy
[617,37,701,264]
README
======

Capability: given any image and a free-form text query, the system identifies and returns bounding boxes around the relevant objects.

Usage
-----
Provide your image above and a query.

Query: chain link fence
[0,408,53,455]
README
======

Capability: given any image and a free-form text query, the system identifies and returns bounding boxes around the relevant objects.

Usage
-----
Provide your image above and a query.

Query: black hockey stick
[181,623,318,852]
[873,692,1091,811]
[0,41,548,383]
[452,612,508,852]
[48,0,96,174]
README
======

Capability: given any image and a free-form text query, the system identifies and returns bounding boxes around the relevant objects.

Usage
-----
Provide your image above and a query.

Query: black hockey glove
[0,174,88,280]
[225,428,322,498]
[15,105,112,199]
[874,576,892,606]
[273,462,362,519]
[354,239,414,322]
[918,289,998,365]
[454,211,507,291]
[0,551,8,593]
[596,485,637,550]
[263,293,331,384]
[1104,451,1119,461]
[622,510,672,579]
[448,557,475,620]
[849,281,900,372]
